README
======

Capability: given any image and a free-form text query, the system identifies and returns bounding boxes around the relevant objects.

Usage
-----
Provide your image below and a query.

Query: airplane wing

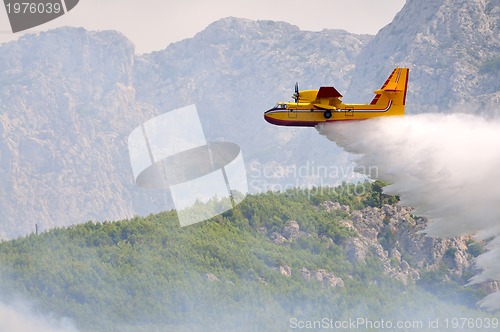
[316,86,343,99]
[314,86,342,110]
[313,103,338,110]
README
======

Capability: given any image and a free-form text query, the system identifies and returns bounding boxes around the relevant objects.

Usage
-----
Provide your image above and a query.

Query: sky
[0,0,406,54]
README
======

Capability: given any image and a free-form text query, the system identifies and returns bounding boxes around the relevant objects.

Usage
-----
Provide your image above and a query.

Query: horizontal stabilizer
[374,88,401,94]
[370,67,409,106]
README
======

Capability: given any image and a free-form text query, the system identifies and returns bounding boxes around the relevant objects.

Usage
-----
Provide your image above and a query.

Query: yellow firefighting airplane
[264,67,409,127]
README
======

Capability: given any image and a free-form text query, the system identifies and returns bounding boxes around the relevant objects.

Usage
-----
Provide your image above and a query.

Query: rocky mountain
[268,201,498,296]
[133,17,371,185]
[0,28,166,238]
[0,21,370,239]
[0,0,498,238]
[347,0,499,114]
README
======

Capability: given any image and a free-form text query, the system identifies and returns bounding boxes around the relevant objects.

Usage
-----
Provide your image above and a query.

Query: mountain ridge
[0,0,498,238]
[1,19,372,238]
[347,0,499,113]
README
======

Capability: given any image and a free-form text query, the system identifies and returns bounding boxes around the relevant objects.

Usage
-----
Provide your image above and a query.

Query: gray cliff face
[0,21,371,238]
[0,28,163,238]
[344,205,473,282]
[348,0,499,114]
[0,0,498,238]
[134,17,370,176]
[270,203,489,293]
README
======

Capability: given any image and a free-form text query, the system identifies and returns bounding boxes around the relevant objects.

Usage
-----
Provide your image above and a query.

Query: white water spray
[318,113,500,310]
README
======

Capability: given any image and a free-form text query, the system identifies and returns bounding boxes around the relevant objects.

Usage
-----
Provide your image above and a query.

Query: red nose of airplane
[264,108,280,125]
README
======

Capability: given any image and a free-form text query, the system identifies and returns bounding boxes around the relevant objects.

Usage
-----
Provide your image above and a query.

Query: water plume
[318,113,500,310]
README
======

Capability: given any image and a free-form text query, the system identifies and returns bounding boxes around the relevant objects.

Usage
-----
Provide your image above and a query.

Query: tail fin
[370,67,409,108]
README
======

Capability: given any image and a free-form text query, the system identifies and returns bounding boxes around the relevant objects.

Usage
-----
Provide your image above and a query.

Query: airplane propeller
[293,82,299,103]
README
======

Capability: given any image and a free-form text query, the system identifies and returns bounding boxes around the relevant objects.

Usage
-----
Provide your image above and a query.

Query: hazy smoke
[317,113,500,310]
[0,297,79,332]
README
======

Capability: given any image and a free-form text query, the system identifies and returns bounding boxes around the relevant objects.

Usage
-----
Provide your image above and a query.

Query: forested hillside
[0,183,498,331]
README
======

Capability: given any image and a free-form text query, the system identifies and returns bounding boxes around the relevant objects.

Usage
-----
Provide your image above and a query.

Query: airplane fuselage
[264,67,409,127]
[264,100,400,127]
